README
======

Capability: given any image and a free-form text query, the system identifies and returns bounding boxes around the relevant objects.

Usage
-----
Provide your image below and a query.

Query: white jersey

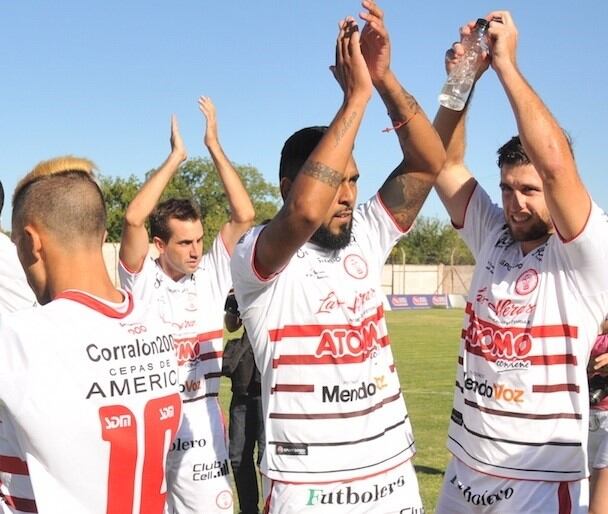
[118,235,232,403]
[119,235,234,514]
[231,194,414,483]
[0,290,181,514]
[449,185,608,481]
[0,233,36,313]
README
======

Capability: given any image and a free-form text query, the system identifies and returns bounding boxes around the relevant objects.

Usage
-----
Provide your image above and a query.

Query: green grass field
[219,308,464,513]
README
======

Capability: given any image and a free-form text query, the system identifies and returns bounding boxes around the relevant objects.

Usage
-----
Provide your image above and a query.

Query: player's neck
[49,251,123,303]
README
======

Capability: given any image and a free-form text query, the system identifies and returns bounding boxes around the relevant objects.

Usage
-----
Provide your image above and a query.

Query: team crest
[515,269,539,296]
[344,254,368,279]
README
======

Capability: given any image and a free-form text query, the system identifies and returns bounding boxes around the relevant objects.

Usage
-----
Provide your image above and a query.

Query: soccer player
[433,12,608,513]
[119,102,255,513]
[0,180,36,313]
[231,3,445,512]
[0,158,181,514]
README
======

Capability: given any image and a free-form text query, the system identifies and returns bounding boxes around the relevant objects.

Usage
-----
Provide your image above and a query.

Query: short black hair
[497,133,574,169]
[149,198,201,242]
[279,126,328,182]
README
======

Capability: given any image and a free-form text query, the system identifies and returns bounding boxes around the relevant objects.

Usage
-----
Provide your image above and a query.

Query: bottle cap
[475,18,490,31]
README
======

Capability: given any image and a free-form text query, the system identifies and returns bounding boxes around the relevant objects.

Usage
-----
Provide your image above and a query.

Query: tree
[389,216,474,265]
[100,158,279,247]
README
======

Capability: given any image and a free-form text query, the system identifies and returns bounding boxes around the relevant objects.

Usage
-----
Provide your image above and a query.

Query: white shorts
[262,458,424,513]
[165,398,233,514]
[589,409,608,470]
[436,457,588,514]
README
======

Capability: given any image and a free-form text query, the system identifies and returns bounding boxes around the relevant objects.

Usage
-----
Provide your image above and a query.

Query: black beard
[310,221,352,250]
[507,217,551,242]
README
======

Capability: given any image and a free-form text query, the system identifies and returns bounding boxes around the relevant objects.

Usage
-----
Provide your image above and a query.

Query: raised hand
[198,96,219,149]
[485,11,518,74]
[444,21,491,80]
[170,114,187,163]
[359,0,390,86]
[330,17,373,102]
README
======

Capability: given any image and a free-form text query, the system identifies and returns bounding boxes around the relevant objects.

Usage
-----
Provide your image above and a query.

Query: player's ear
[153,235,167,255]
[22,224,43,265]
[280,177,293,200]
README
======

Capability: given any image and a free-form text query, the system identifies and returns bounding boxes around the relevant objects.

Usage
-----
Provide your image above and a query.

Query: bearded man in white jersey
[432,12,608,513]
[0,158,182,514]
[231,3,445,512]
[0,180,36,313]
[119,100,255,513]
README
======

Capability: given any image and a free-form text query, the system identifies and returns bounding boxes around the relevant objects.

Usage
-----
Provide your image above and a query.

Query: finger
[361,0,383,20]
[171,114,179,134]
[336,18,347,67]
[487,10,513,26]
[348,22,361,58]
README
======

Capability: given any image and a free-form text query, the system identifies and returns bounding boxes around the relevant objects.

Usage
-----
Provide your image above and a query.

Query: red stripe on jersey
[464,303,578,338]
[197,329,224,342]
[465,342,577,366]
[464,399,582,420]
[272,337,389,368]
[272,384,315,393]
[268,306,385,342]
[269,391,401,419]
[558,482,572,514]
[533,384,580,394]
[0,455,29,474]
[55,290,134,318]
[0,493,37,513]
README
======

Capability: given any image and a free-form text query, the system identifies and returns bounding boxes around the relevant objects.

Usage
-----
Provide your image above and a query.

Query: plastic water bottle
[438,18,490,111]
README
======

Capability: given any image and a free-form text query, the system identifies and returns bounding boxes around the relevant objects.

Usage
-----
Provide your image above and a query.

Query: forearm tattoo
[301,159,342,189]
[334,111,357,148]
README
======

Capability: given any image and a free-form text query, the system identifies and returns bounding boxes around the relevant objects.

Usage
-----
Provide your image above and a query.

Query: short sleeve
[199,233,233,300]
[118,254,157,303]
[458,185,505,257]
[557,201,608,297]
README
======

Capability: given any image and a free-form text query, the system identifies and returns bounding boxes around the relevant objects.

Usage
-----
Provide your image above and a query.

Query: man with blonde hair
[0,157,181,514]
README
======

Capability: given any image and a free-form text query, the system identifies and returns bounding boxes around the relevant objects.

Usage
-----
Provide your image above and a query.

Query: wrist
[373,70,397,94]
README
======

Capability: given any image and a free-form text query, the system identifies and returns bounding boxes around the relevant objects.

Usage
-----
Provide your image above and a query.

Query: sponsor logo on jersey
[374,375,388,390]
[499,259,523,272]
[464,312,533,360]
[315,318,382,360]
[344,254,368,279]
[317,292,344,314]
[87,334,174,363]
[462,373,524,403]
[488,299,536,319]
[193,459,230,481]
[159,405,176,420]
[86,369,178,399]
[180,379,203,393]
[276,443,308,456]
[171,437,207,452]
[449,474,514,507]
[305,474,412,507]
[494,231,515,249]
[104,414,132,429]
[515,269,539,296]
[322,381,377,403]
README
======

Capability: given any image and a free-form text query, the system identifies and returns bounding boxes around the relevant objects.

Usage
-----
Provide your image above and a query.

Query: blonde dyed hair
[12,156,107,247]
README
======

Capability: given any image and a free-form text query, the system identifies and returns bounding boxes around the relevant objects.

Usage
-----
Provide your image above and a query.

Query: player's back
[0,290,182,514]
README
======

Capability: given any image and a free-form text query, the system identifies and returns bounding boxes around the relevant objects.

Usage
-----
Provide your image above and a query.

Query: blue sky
[1,1,606,229]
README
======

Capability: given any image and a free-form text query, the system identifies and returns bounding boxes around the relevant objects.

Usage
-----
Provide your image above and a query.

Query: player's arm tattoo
[382,86,419,141]
[380,162,434,229]
[301,159,342,189]
[334,111,357,148]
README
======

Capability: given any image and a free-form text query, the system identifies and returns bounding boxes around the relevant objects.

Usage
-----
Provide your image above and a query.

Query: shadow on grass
[415,465,444,476]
